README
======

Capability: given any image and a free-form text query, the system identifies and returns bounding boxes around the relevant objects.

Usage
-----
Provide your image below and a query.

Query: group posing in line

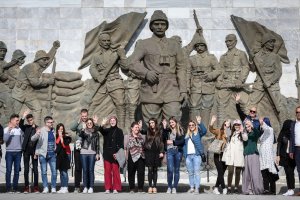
[1,98,300,196]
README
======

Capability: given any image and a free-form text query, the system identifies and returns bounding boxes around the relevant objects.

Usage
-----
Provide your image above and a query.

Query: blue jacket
[183,122,207,158]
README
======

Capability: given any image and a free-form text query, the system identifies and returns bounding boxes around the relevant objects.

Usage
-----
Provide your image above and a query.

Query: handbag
[208,139,223,154]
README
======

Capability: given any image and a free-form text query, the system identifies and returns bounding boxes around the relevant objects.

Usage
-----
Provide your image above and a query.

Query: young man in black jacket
[20,109,39,193]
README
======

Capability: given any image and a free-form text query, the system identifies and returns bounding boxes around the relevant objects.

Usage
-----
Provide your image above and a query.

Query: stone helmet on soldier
[34,50,50,68]
[0,41,7,60]
[149,10,169,32]
[261,33,276,47]
[194,34,208,54]
[12,49,26,66]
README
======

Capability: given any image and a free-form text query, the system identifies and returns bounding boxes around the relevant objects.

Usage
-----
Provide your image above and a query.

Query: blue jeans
[186,154,201,189]
[167,148,182,189]
[5,151,22,191]
[60,155,71,187]
[81,154,96,188]
[39,152,57,189]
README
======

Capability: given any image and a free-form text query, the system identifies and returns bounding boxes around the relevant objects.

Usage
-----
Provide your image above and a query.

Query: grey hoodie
[4,127,23,152]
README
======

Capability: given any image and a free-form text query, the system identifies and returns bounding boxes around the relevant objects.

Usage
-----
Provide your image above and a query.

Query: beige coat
[222,131,244,167]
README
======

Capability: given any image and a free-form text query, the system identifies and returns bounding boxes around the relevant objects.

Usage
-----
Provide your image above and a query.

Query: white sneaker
[213,187,220,194]
[105,190,110,194]
[64,187,69,193]
[223,188,227,195]
[82,187,88,194]
[88,188,93,194]
[166,188,171,194]
[283,189,294,196]
[113,190,118,194]
[51,188,56,193]
[58,187,68,194]
[42,187,49,194]
[172,188,177,194]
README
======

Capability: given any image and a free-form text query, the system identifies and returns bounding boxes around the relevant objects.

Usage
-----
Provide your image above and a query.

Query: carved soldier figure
[4,50,26,92]
[128,10,187,122]
[89,33,126,129]
[12,41,60,126]
[187,35,220,126]
[249,33,286,123]
[0,41,14,123]
[217,34,250,125]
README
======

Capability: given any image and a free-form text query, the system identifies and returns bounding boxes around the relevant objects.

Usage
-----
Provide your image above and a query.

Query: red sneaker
[24,186,29,194]
[34,186,39,193]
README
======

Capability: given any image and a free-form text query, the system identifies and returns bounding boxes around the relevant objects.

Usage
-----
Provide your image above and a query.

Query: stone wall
[0,0,299,97]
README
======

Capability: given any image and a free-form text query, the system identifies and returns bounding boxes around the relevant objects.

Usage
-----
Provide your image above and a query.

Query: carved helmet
[12,49,26,61]
[194,34,207,47]
[0,41,7,50]
[149,10,169,31]
[261,33,276,46]
[34,50,49,62]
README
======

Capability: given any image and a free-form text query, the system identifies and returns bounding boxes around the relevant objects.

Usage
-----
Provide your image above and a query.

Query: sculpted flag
[78,12,147,70]
[231,15,290,64]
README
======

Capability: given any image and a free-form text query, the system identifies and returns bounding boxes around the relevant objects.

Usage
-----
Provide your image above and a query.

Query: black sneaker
[226,188,232,195]
[233,188,239,194]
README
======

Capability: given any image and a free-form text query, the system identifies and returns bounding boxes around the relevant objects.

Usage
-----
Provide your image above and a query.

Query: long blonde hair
[169,116,184,136]
[186,120,198,137]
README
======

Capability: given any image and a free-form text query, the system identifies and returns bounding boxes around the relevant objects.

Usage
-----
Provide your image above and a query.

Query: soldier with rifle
[89,32,126,130]
[249,33,287,124]
[11,41,60,126]
[187,10,221,125]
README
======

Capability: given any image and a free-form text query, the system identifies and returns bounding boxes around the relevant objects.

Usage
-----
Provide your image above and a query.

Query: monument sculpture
[188,34,221,127]
[128,10,187,122]
[216,34,250,126]
[88,32,126,130]
[0,11,299,137]
[11,41,60,126]
[249,33,287,124]
[0,41,14,123]
[4,50,26,92]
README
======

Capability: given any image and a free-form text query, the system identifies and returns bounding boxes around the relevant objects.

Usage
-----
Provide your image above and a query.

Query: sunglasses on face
[249,110,256,114]
[296,111,300,114]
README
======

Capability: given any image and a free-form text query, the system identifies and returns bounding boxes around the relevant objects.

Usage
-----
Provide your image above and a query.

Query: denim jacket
[183,122,207,158]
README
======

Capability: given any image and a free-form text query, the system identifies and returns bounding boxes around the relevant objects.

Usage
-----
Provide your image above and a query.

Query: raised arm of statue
[46,40,60,67]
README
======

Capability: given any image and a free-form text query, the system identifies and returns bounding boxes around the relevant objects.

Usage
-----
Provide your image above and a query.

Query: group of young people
[1,100,300,196]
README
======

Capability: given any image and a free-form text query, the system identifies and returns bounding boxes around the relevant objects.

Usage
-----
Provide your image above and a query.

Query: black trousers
[74,149,82,188]
[261,169,276,193]
[23,152,38,187]
[214,153,227,189]
[128,153,145,190]
[148,167,158,187]
[284,164,295,189]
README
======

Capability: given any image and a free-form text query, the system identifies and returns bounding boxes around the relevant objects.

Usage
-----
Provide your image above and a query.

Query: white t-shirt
[295,120,300,146]
[187,138,196,154]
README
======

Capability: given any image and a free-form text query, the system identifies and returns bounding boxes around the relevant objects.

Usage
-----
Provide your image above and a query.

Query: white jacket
[222,131,244,167]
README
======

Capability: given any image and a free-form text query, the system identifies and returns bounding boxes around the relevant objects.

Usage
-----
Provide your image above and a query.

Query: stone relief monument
[0,10,298,136]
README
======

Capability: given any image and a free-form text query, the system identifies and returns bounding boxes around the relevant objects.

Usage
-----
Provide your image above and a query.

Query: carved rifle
[295,58,300,104]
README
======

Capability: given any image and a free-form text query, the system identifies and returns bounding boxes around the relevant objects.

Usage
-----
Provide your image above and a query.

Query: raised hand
[23,109,31,118]
[196,116,201,124]
[162,119,167,129]
[234,93,241,103]
[93,115,99,124]
[210,115,217,125]
[101,117,108,126]
[138,120,143,130]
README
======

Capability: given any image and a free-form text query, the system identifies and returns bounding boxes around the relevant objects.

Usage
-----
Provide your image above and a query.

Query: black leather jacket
[79,128,100,154]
